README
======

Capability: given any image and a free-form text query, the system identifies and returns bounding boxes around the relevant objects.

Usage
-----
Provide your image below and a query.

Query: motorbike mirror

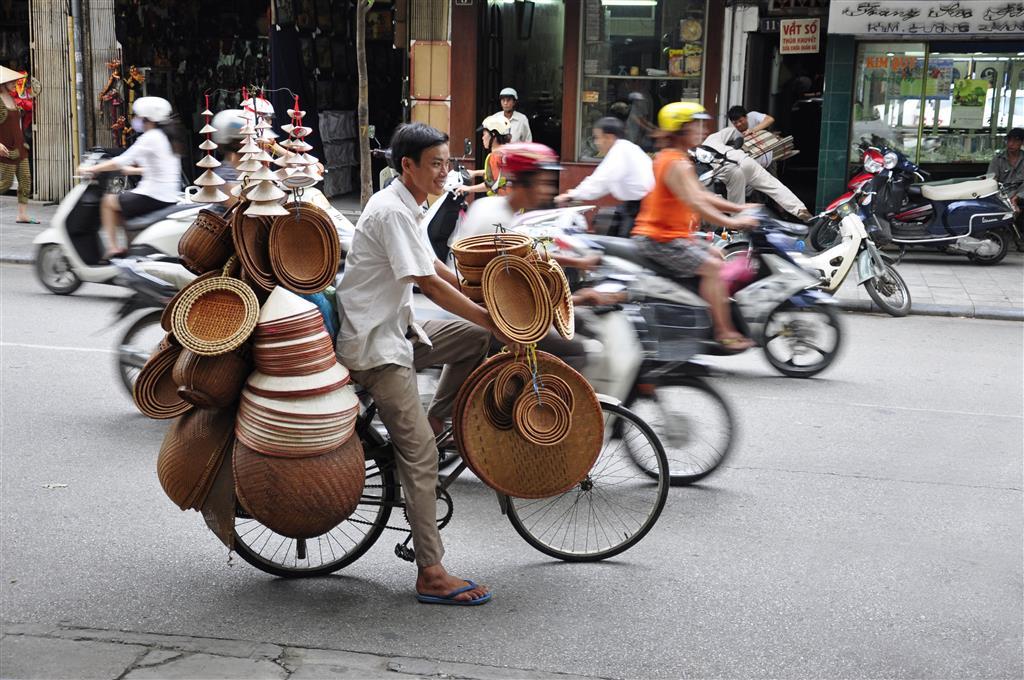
[464,137,472,157]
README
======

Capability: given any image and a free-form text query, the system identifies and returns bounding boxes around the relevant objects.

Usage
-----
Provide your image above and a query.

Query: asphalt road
[1,263,1021,679]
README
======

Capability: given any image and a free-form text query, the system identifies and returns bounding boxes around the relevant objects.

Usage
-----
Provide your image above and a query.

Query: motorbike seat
[124,204,202,232]
[585,234,701,289]
[919,176,997,202]
[767,220,809,238]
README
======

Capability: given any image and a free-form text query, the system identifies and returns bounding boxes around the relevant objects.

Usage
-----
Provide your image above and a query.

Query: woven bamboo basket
[233,435,366,539]
[171,257,260,356]
[452,353,514,470]
[491,362,534,415]
[455,351,602,499]
[455,262,486,285]
[539,374,575,413]
[179,209,234,275]
[268,203,339,295]
[172,345,252,409]
[513,387,571,447]
[547,260,575,340]
[231,206,277,292]
[157,406,236,510]
[481,255,552,344]
[161,271,217,332]
[459,280,484,303]
[451,232,532,268]
[133,343,193,420]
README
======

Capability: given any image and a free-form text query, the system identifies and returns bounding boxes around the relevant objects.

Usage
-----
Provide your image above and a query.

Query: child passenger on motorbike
[631,102,759,352]
[457,114,510,197]
[77,97,184,259]
[334,123,521,606]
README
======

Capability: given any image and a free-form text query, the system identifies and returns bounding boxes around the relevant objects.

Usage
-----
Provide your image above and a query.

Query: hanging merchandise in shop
[829,1,1024,37]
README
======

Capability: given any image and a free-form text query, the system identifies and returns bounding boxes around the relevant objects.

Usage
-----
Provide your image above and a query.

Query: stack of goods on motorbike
[448,232,604,499]
[131,101,365,548]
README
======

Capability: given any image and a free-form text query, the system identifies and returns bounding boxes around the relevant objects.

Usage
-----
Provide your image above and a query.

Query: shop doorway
[743,32,826,210]
[477,0,565,159]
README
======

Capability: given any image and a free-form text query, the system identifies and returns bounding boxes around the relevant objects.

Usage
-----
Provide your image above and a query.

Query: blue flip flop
[416,580,492,606]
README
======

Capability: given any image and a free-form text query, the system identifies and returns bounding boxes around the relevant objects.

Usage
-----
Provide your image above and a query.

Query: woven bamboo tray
[157,406,236,510]
[455,351,602,498]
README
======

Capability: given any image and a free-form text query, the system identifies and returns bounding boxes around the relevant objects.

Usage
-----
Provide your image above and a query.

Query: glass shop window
[577,0,707,161]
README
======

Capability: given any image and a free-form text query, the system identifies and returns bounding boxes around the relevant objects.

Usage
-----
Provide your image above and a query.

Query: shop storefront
[816,0,1024,209]
[449,0,723,195]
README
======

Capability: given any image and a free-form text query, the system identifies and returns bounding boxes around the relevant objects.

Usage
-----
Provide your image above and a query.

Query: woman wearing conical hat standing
[0,65,35,224]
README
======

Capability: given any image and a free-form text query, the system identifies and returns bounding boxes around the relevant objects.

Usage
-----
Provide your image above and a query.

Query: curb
[838,298,1024,322]
[2,254,35,265]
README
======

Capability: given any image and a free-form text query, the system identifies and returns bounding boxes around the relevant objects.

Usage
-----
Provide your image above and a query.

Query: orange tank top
[631,148,699,242]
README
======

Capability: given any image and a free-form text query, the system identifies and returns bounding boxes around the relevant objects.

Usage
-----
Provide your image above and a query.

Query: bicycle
[231,393,670,576]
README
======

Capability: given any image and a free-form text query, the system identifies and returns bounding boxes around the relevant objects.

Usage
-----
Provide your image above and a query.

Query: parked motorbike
[872,148,1017,265]
[33,149,200,295]
[810,144,894,251]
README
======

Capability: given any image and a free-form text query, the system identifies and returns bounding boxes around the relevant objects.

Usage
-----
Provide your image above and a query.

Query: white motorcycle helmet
[211,109,247,145]
[132,96,173,124]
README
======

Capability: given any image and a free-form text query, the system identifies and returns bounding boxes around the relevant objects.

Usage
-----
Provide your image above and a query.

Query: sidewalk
[1,622,601,680]
[2,195,1021,321]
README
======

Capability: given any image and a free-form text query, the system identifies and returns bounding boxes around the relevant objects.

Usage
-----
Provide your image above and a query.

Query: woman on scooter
[77,96,184,259]
[457,114,511,197]
[631,102,759,352]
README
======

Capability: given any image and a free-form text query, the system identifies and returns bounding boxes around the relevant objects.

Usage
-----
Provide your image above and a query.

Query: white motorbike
[33,149,199,295]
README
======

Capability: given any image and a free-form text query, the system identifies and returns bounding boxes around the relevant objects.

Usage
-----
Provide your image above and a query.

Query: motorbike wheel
[721,242,748,261]
[762,302,843,378]
[117,310,164,396]
[625,377,734,485]
[809,220,842,252]
[968,230,1009,266]
[35,244,82,295]
[864,264,911,317]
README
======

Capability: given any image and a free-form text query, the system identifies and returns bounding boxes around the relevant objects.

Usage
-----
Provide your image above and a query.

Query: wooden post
[356,0,372,208]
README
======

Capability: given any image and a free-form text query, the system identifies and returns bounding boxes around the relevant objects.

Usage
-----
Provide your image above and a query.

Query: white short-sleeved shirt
[335,180,436,371]
[493,110,533,143]
[111,129,181,204]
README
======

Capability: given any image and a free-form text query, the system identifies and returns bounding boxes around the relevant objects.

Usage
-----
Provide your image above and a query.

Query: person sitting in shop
[706,105,776,168]
[555,116,654,237]
[493,87,532,144]
[632,102,759,352]
[334,122,522,606]
[457,114,511,197]
[77,96,184,259]
[988,127,1023,213]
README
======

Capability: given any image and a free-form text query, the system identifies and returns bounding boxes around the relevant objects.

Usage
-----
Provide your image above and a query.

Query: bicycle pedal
[394,543,416,563]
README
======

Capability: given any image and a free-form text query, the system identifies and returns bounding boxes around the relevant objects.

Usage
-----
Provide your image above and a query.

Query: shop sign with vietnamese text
[780,18,820,53]
[829,1,1024,36]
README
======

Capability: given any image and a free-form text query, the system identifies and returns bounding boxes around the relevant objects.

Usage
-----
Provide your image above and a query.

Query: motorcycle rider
[459,142,624,369]
[554,116,654,237]
[457,114,511,197]
[493,87,532,144]
[335,122,518,606]
[632,102,758,352]
[77,96,183,259]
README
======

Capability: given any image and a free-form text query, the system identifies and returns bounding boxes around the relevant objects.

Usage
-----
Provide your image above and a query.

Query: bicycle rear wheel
[505,402,669,562]
[232,455,396,577]
[626,377,734,485]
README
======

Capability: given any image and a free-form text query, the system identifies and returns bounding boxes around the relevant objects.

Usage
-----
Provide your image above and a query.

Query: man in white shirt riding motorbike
[494,87,532,144]
[555,116,654,236]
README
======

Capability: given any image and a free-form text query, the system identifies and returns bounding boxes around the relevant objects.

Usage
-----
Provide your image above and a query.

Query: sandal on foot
[716,335,755,353]
[15,218,40,224]
[416,580,492,606]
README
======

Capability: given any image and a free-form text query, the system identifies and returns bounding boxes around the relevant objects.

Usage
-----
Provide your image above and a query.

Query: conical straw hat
[246,181,286,202]
[199,140,218,151]
[245,200,290,217]
[249,166,277,182]
[287,109,307,119]
[235,158,263,173]
[201,108,214,117]
[193,186,229,204]
[0,66,23,85]
[194,169,226,187]
[259,286,318,323]
[196,155,221,169]
[238,139,261,154]
[199,123,217,135]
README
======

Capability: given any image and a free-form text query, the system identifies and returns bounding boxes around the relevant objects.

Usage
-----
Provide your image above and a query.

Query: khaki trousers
[349,319,490,567]
[721,151,809,219]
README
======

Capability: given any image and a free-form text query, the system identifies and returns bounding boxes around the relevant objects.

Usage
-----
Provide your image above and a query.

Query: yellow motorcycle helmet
[657,101,711,132]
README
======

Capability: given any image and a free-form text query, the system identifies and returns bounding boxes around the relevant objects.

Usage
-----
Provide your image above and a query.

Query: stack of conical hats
[277,97,322,189]
[193,95,228,204]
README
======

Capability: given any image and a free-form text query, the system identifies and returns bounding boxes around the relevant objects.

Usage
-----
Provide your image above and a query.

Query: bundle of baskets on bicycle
[132,225,672,577]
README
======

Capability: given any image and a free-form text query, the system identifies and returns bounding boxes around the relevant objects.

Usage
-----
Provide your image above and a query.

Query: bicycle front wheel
[232,455,396,577]
[626,378,734,485]
[506,402,669,562]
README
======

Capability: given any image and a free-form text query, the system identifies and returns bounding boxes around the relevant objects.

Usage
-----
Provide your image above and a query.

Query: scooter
[866,147,1017,265]
[782,181,913,317]
[33,149,200,295]
[586,212,844,379]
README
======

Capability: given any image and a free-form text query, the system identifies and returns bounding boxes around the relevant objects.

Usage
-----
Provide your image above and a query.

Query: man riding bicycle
[334,123,519,606]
